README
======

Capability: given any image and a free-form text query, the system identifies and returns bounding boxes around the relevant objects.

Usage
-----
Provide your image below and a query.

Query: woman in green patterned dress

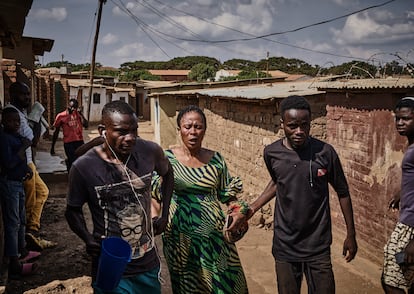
[153,105,249,293]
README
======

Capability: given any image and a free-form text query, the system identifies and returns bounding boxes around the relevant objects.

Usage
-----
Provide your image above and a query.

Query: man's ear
[97,124,105,135]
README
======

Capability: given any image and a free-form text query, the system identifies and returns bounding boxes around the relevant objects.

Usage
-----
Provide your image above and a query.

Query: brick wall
[176,94,327,203]
[2,59,17,103]
[175,90,413,264]
[325,92,410,262]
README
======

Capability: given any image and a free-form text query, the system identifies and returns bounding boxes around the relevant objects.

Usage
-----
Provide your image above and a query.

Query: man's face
[103,112,138,159]
[68,101,78,114]
[395,107,414,138]
[281,108,311,149]
[14,84,31,110]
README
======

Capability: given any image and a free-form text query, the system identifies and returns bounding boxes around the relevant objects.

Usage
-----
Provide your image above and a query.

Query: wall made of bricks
[326,92,409,263]
[176,94,327,204]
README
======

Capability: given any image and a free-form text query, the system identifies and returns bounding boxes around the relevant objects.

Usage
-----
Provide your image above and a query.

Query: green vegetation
[119,70,161,82]
[38,55,413,82]
[188,63,216,82]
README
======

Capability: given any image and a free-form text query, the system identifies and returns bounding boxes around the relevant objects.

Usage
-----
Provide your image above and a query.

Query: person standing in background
[6,82,56,252]
[50,98,88,171]
[382,97,414,294]
[0,107,40,278]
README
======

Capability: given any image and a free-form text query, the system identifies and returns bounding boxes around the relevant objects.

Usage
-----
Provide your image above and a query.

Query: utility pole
[87,0,106,121]
[266,51,269,76]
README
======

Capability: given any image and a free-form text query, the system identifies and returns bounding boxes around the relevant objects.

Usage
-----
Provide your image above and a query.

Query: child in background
[0,107,40,278]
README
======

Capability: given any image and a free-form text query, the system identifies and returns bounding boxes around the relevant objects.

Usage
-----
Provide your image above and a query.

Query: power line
[83,1,100,64]
[113,0,265,60]
[112,0,175,58]
[146,0,396,62]
[178,0,396,43]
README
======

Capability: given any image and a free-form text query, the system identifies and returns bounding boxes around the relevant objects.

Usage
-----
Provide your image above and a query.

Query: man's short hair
[69,98,78,105]
[280,95,311,117]
[102,100,135,119]
[395,97,414,112]
[9,82,29,99]
[1,107,18,118]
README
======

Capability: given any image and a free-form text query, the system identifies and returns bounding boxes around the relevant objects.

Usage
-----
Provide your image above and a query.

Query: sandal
[25,233,43,252]
[19,251,41,263]
[37,238,57,249]
[9,262,39,280]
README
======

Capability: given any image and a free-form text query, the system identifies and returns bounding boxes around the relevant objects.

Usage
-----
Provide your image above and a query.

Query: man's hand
[152,216,168,235]
[226,212,247,234]
[86,238,101,257]
[404,239,414,264]
[388,197,400,212]
[24,167,33,181]
[343,235,358,262]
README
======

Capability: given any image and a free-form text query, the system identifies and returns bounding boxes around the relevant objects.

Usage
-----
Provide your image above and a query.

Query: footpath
[29,121,383,294]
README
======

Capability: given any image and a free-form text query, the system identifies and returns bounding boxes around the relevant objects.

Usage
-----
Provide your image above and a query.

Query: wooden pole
[87,0,106,121]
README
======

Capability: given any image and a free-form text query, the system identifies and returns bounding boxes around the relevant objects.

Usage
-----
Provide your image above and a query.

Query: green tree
[222,59,257,70]
[167,56,220,70]
[188,63,216,82]
[237,69,270,79]
[120,70,161,82]
[326,61,377,78]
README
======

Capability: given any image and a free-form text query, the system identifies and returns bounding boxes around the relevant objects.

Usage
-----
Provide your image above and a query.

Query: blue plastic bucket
[96,237,132,291]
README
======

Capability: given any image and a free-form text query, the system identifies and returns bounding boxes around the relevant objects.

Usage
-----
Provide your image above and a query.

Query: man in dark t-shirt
[245,95,358,294]
[65,100,174,293]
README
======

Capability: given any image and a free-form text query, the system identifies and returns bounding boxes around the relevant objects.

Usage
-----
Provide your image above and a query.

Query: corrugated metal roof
[149,70,190,76]
[67,79,106,88]
[316,77,414,90]
[150,81,323,100]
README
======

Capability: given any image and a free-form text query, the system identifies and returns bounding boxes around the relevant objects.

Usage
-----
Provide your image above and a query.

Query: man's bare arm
[338,195,358,262]
[50,126,60,155]
[65,205,100,256]
[248,179,277,219]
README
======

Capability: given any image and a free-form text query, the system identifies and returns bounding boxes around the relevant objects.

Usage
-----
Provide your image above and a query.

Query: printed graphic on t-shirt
[67,114,80,128]
[95,172,153,259]
[317,168,327,176]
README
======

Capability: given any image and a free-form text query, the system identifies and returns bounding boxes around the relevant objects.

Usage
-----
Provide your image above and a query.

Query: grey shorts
[383,222,414,290]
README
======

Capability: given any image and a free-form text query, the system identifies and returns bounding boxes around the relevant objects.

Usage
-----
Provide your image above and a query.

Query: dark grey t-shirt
[400,144,414,226]
[264,137,349,261]
[67,139,160,277]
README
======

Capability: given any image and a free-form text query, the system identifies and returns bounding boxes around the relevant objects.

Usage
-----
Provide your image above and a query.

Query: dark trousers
[63,140,84,171]
[275,254,335,294]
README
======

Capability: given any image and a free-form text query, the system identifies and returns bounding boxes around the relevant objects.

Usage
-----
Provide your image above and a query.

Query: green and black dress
[153,149,248,294]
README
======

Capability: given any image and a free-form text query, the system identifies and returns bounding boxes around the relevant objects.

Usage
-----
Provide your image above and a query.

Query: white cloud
[111,42,166,63]
[102,33,118,45]
[30,7,67,22]
[332,11,414,46]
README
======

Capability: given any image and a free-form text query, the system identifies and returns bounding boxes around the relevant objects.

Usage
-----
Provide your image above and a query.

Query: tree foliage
[188,63,216,82]
[120,56,220,71]
[39,55,413,81]
[120,70,161,82]
[223,59,257,70]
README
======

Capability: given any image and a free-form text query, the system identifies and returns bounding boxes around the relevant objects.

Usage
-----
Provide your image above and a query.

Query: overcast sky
[24,0,414,69]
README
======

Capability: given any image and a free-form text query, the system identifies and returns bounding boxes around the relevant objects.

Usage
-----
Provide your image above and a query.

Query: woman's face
[179,111,206,150]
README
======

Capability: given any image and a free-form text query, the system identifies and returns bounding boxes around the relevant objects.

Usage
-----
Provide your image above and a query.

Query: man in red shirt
[50,99,88,171]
